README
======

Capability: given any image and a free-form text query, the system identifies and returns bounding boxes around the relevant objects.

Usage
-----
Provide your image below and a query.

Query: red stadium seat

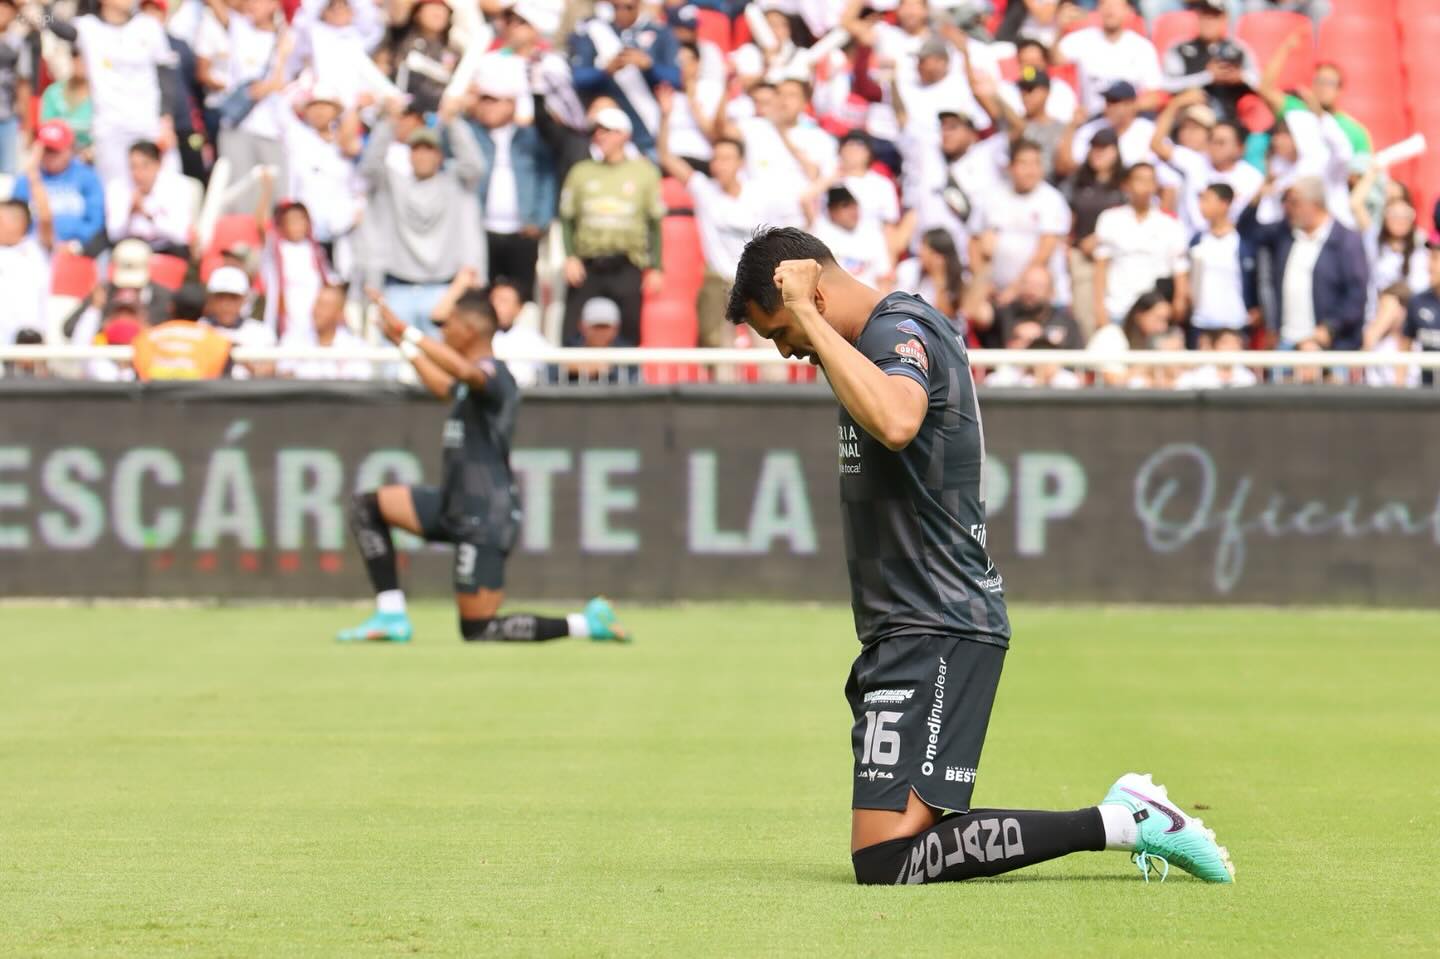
[1400,16,1440,70]
[207,213,262,258]
[639,299,705,383]
[51,249,98,298]
[1328,0,1392,15]
[1151,11,1198,58]
[1237,11,1314,93]
[732,12,752,49]
[1318,17,1399,68]
[147,253,190,291]
[695,8,733,52]
[661,176,693,213]
[1335,63,1405,107]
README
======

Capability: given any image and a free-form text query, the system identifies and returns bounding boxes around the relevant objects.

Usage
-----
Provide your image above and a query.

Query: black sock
[461,615,571,642]
[852,807,1105,885]
[348,492,398,594]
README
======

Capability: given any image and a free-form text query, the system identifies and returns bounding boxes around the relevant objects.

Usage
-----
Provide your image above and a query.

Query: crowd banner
[3,382,1438,606]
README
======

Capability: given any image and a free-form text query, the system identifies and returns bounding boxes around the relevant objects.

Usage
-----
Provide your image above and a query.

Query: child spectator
[1189,184,1250,337]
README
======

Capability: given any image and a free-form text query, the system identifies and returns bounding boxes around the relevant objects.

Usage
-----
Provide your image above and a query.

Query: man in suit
[1239,175,1369,353]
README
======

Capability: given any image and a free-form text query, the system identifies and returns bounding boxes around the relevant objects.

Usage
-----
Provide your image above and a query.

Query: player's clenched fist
[773,259,822,309]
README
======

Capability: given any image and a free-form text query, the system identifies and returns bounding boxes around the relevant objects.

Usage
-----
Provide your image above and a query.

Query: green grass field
[2,603,1438,958]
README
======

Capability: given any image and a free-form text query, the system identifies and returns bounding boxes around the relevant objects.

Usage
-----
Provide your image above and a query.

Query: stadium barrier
[3,381,1438,607]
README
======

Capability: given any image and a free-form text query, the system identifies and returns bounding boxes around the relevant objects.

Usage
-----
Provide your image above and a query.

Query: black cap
[840,129,873,150]
[1102,80,1138,102]
[1214,40,1246,65]
[1090,127,1120,148]
[1017,66,1051,90]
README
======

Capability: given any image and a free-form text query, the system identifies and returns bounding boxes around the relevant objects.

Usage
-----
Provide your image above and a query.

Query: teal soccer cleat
[1102,773,1235,883]
[336,611,414,644]
[584,597,630,643]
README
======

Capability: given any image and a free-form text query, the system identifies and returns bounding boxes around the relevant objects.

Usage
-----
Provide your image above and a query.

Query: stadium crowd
[1,0,1437,387]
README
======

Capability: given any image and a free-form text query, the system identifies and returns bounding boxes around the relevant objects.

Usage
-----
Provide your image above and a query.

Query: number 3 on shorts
[861,710,902,765]
[456,543,478,579]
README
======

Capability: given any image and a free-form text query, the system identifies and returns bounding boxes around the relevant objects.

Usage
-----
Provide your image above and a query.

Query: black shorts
[846,635,1005,814]
[409,485,508,593]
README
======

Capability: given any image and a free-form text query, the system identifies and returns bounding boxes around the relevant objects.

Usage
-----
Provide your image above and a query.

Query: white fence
[2,345,1439,385]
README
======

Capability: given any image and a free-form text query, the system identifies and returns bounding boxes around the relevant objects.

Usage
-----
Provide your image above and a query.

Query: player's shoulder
[861,293,962,360]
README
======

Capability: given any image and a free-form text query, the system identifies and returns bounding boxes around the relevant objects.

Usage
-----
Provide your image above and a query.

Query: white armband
[402,326,424,346]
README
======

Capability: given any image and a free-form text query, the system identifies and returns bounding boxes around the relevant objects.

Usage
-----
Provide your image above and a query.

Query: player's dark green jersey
[439,358,522,548]
[838,292,1010,648]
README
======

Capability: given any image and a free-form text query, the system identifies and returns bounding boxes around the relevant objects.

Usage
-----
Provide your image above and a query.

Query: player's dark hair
[454,287,497,334]
[172,283,208,322]
[679,39,700,59]
[1204,182,1235,205]
[1124,161,1156,182]
[1015,38,1050,62]
[714,136,745,159]
[1,198,31,230]
[128,140,162,163]
[725,227,835,325]
[1213,119,1246,144]
[1010,139,1043,165]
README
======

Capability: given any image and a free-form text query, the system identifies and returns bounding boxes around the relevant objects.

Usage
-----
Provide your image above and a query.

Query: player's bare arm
[772,259,928,450]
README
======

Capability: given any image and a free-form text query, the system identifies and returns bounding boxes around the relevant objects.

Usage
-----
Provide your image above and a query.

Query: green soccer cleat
[584,597,630,643]
[1102,772,1235,883]
[336,611,414,644]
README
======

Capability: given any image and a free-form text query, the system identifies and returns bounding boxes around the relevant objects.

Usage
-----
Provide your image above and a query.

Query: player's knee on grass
[852,837,913,885]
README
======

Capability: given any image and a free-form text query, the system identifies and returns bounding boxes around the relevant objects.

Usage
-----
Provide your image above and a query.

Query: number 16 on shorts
[861,710,902,765]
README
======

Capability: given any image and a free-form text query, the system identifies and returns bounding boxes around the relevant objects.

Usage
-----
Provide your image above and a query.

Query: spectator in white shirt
[277,283,371,380]
[1174,327,1258,389]
[1189,183,1250,336]
[659,88,758,347]
[261,198,335,341]
[1055,0,1162,115]
[0,195,51,349]
[1061,80,1157,178]
[201,265,277,377]
[891,34,991,144]
[900,112,1007,266]
[893,228,966,327]
[812,185,892,290]
[206,0,295,215]
[49,0,178,188]
[725,77,836,227]
[105,140,193,256]
[489,276,553,388]
[1093,162,1190,326]
[732,6,803,88]
[666,5,726,89]
[1151,89,1264,238]
[1088,290,1183,389]
[832,131,901,240]
[970,139,1072,306]
[998,39,1079,127]
[277,84,365,249]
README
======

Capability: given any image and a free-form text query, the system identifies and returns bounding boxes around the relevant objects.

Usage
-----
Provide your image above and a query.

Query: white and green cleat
[336,611,414,643]
[1102,773,1235,883]
[584,597,630,643]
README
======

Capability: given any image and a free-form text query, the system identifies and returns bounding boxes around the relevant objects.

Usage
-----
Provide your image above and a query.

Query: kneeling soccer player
[338,286,627,645]
[726,228,1233,885]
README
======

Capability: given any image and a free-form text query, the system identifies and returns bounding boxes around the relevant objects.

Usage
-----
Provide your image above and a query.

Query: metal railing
[2,345,1438,385]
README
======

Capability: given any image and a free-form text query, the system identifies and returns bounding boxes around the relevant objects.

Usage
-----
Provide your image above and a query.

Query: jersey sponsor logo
[895,338,929,373]
[1120,787,1187,834]
[863,688,915,706]
[857,768,895,782]
[901,817,1026,883]
[943,765,977,783]
[895,318,925,338]
[837,424,862,475]
[442,419,465,448]
[919,656,947,776]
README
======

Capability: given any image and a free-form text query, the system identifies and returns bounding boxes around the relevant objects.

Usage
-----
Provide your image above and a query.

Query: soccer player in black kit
[727,228,1233,885]
[338,286,628,645]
